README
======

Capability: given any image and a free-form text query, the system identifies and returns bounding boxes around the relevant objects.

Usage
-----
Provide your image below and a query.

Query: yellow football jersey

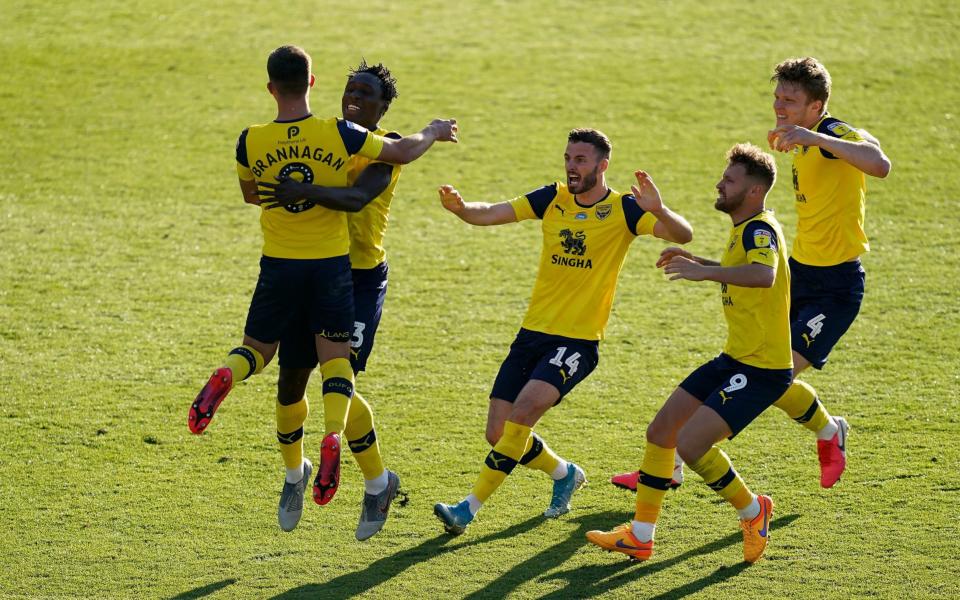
[790,114,868,266]
[509,182,657,341]
[346,128,403,269]
[720,210,792,370]
[236,115,385,259]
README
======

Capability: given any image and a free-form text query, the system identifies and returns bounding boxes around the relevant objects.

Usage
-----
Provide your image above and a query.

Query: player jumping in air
[187,46,457,531]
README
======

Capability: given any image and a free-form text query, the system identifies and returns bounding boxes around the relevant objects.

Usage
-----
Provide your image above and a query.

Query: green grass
[2,0,959,597]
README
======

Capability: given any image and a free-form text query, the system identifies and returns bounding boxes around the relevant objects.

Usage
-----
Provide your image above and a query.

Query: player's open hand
[257,176,308,210]
[631,170,664,213]
[429,119,459,143]
[438,185,465,213]
[768,125,819,152]
[662,255,707,282]
[656,246,692,268]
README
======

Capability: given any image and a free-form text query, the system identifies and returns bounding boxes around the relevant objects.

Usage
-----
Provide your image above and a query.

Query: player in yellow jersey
[256,60,408,540]
[765,57,891,487]
[588,143,790,564]
[432,128,693,535]
[610,57,892,493]
[187,46,457,532]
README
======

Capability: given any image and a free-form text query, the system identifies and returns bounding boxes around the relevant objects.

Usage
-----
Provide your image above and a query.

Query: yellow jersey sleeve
[509,183,559,222]
[620,194,657,236]
[742,220,779,269]
[337,119,385,160]
[637,211,657,236]
[235,128,255,181]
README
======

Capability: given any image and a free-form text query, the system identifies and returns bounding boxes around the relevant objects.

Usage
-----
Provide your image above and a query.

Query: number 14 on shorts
[549,346,581,382]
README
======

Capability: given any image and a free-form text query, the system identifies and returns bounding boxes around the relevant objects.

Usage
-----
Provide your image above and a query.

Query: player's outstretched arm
[631,170,693,244]
[438,185,517,226]
[655,246,718,269]
[662,256,774,288]
[257,163,393,212]
[768,125,891,178]
[377,119,458,165]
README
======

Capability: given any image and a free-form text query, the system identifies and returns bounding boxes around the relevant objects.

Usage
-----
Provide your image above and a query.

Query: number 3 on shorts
[351,321,366,349]
[549,346,581,376]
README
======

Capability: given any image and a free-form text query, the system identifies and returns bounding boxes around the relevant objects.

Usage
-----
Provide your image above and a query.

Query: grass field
[2,1,959,598]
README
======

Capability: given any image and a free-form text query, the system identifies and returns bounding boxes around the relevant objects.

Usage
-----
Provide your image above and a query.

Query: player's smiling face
[715,163,750,214]
[342,72,386,129]
[564,142,604,195]
[773,81,823,130]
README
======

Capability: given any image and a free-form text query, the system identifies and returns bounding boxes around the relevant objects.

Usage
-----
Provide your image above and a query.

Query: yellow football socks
[276,397,309,471]
[472,420,531,502]
[319,357,354,435]
[224,345,264,383]
[634,442,676,524]
[519,433,563,478]
[344,392,385,482]
[774,379,830,434]
[689,446,754,511]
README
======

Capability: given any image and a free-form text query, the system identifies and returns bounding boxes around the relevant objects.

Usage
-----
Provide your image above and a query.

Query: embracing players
[188,46,457,533]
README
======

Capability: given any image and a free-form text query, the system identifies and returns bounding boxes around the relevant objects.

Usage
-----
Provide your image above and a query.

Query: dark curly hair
[349,59,399,110]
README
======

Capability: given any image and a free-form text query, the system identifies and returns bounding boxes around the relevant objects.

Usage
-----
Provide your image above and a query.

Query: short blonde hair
[772,57,832,106]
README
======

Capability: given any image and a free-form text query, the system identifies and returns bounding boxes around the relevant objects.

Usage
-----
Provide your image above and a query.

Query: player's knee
[277,368,312,406]
[242,335,277,365]
[675,429,708,465]
[646,413,676,447]
[485,426,502,447]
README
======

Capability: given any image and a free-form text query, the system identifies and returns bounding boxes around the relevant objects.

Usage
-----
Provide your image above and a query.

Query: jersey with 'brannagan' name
[236,115,384,259]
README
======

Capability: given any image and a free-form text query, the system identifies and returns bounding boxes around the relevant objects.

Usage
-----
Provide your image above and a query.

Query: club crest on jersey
[595,204,612,221]
[753,229,772,248]
[826,121,851,136]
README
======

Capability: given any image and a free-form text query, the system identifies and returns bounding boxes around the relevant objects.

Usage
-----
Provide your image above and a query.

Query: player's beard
[569,166,599,195]
[715,187,747,214]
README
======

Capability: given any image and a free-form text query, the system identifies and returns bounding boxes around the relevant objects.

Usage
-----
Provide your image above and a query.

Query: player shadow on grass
[269,512,557,600]
[168,578,237,599]
[537,513,800,599]
[461,510,633,600]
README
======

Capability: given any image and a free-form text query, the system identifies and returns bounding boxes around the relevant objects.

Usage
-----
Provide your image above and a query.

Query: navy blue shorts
[679,353,792,438]
[789,258,865,370]
[245,255,354,347]
[278,261,388,372]
[490,328,599,404]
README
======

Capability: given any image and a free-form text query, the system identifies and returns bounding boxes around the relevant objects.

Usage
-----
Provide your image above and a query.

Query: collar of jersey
[274,113,313,124]
[733,209,766,227]
[573,187,611,208]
